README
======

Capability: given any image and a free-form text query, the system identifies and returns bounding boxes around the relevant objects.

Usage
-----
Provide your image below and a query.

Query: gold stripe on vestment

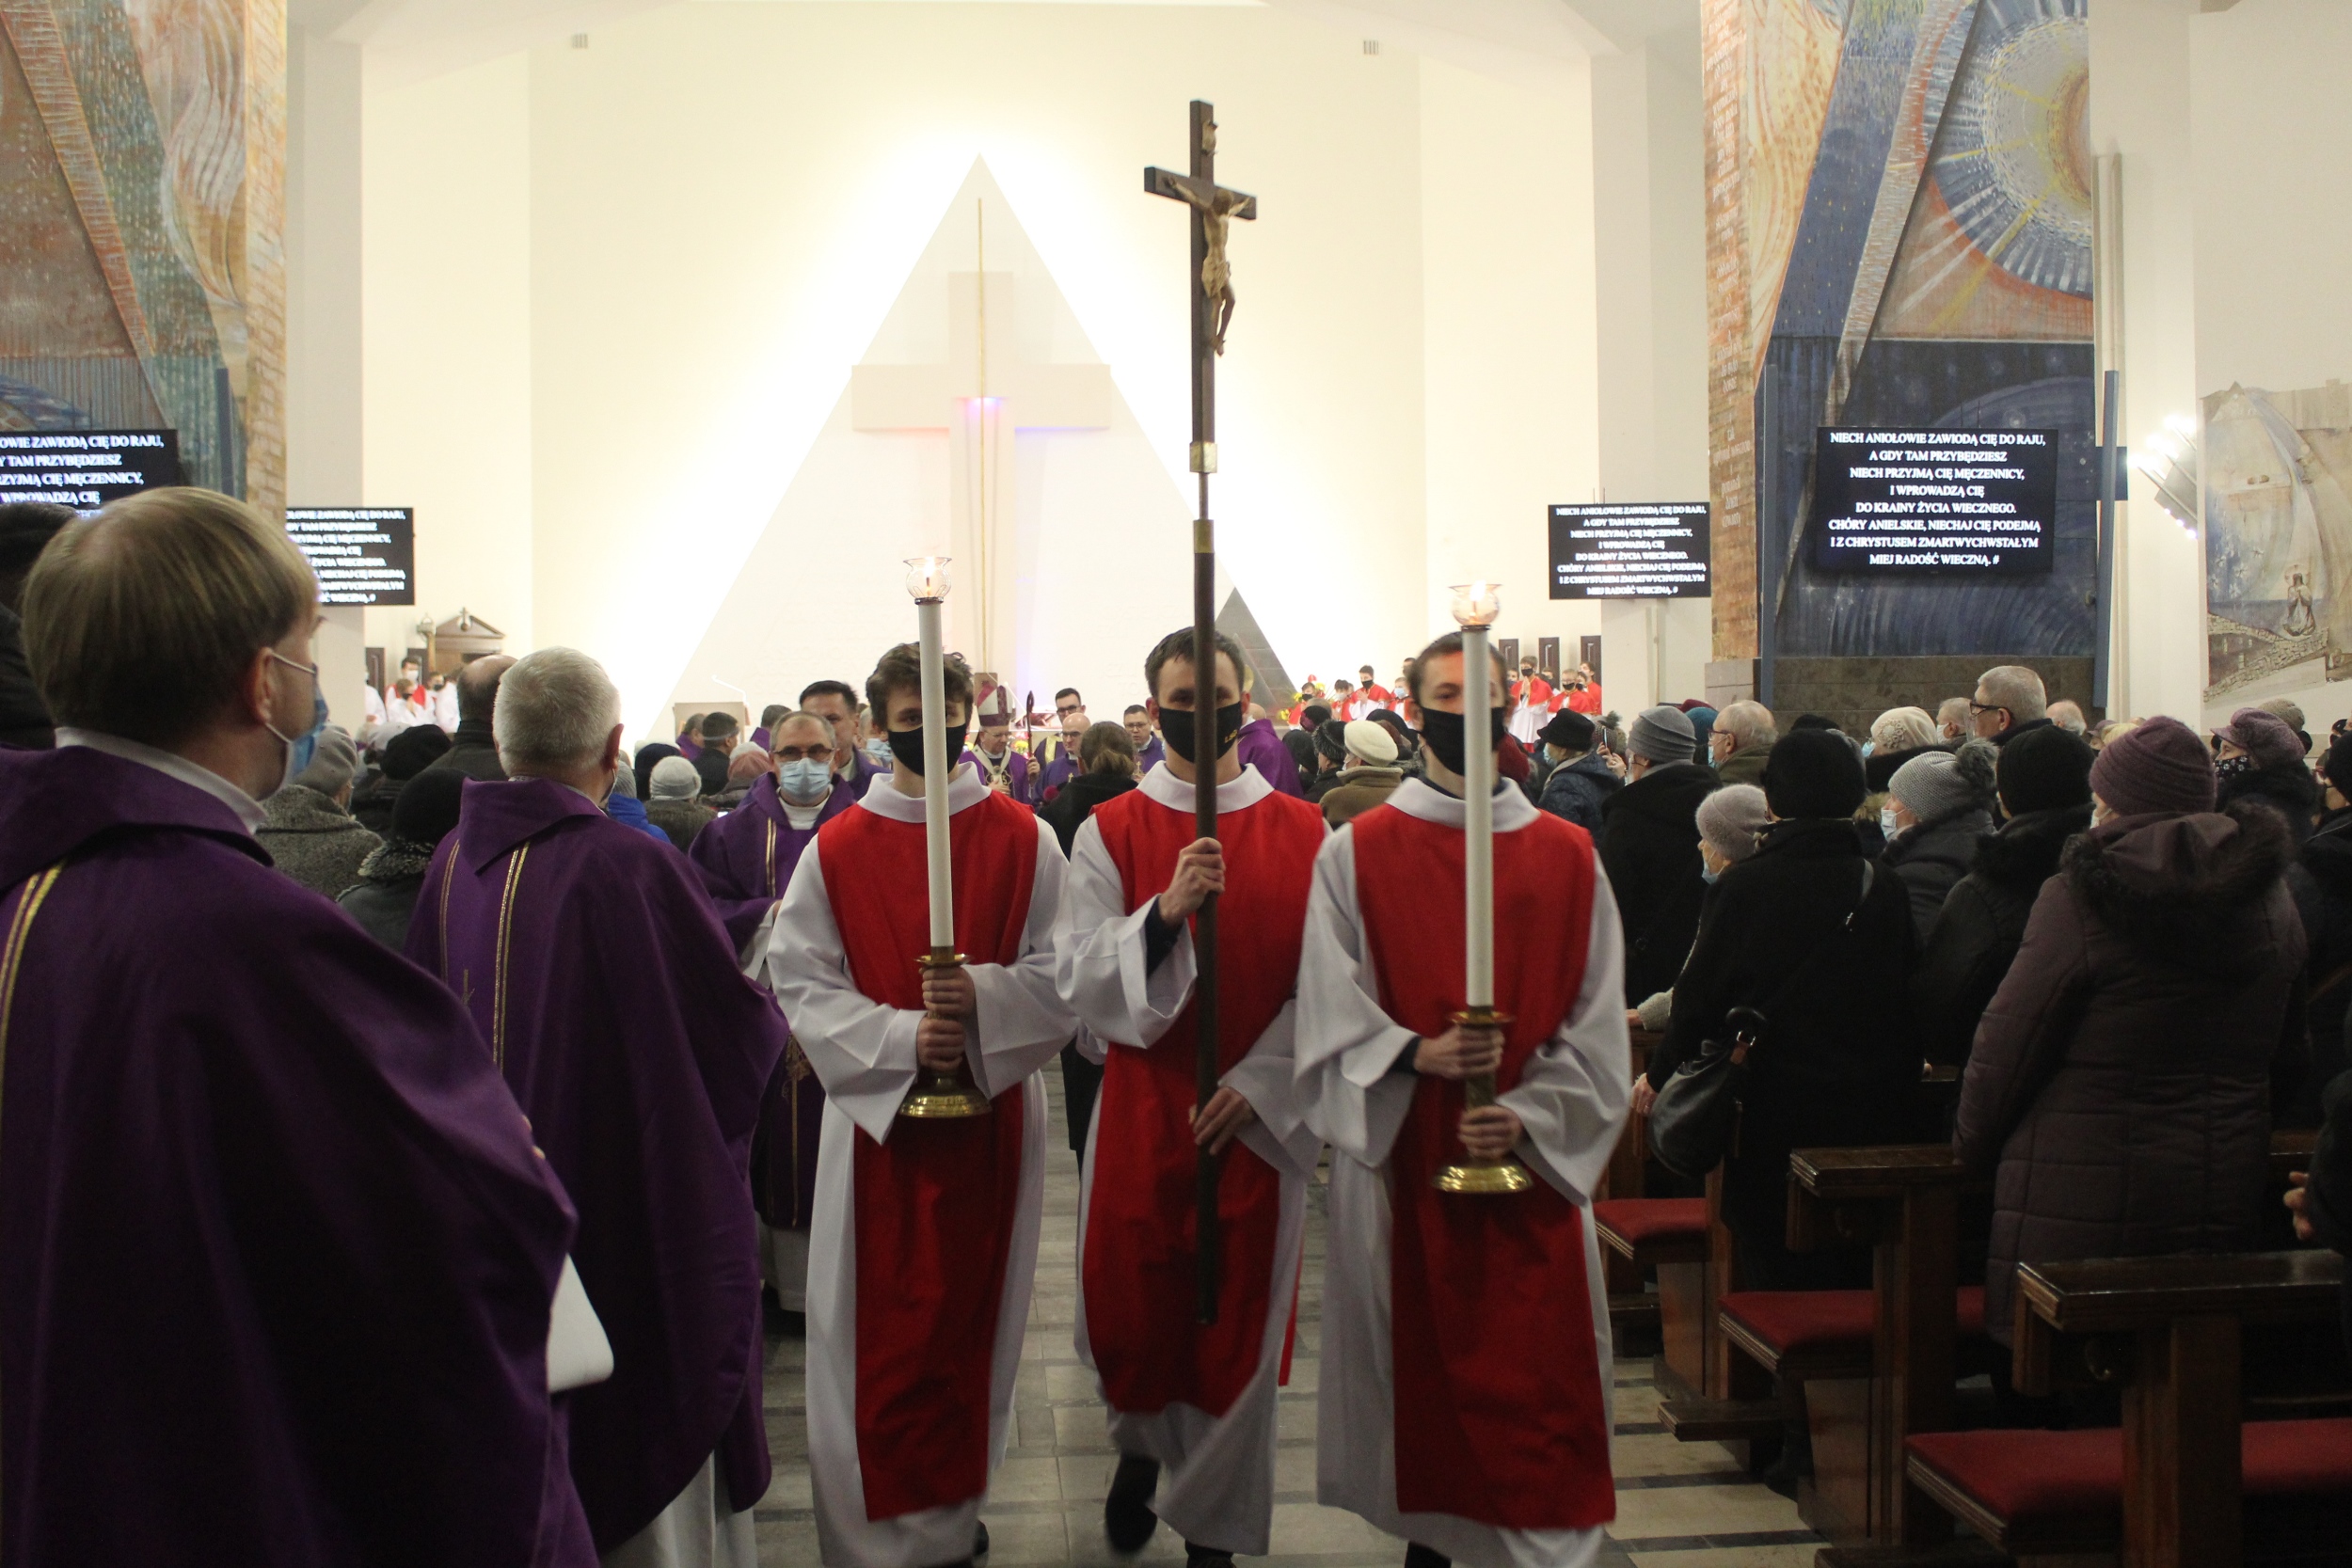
[492,844,530,1067]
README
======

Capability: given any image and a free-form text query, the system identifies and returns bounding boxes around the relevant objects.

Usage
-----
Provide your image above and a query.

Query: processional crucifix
[1147,100,1256,1325]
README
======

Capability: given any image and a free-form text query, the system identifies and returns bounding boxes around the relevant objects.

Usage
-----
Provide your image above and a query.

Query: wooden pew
[1899,1249,2350,1568]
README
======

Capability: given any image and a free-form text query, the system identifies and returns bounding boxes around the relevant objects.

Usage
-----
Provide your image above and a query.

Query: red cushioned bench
[1593,1196,1708,1377]
[1904,1418,2352,1559]
[1717,1286,1987,1384]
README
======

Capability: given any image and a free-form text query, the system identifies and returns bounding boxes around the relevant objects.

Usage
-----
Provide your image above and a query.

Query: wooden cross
[1146,100,1255,1327]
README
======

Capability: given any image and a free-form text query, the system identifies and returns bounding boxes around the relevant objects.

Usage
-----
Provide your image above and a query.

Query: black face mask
[887,720,968,777]
[1160,700,1247,765]
[1418,705,1509,776]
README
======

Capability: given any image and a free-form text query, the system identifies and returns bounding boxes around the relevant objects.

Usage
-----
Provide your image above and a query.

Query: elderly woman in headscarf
[1628,783,1772,1033]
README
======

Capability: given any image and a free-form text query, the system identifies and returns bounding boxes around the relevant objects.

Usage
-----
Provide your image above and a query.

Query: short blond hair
[23,487,316,748]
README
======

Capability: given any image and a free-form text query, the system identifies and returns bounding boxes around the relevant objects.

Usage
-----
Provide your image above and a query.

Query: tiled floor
[757,1079,1821,1567]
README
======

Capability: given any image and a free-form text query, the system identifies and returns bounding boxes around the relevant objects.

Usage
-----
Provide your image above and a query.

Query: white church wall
[360,51,538,656]
[514,1,1438,732]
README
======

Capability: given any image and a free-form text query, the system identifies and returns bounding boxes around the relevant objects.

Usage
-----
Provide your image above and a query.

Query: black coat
[1883,806,1994,935]
[424,719,507,783]
[2297,1065,2352,1355]
[2287,808,2352,1123]
[1657,818,1922,1278]
[1598,761,1719,1003]
[2220,760,2320,847]
[0,605,52,751]
[1040,771,1137,856]
[1910,804,2089,1068]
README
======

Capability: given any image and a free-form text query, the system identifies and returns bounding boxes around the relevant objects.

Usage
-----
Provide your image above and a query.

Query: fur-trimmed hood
[2218,759,2320,823]
[1971,803,2091,891]
[2061,801,2293,974]
[355,836,438,886]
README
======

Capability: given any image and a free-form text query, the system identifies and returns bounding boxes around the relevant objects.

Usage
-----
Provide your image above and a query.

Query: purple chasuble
[1136,734,1167,774]
[1237,717,1307,798]
[407,778,787,1550]
[961,744,1032,801]
[687,770,852,1233]
[0,747,590,1567]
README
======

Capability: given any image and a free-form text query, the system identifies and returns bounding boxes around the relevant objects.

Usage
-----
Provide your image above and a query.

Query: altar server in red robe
[1056,628,1325,1564]
[408,648,787,1565]
[766,643,1073,1568]
[4,490,594,1566]
[1296,631,1630,1568]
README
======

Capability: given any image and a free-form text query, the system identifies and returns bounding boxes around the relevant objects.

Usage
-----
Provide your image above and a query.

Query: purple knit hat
[2090,715,2217,817]
[2217,706,2305,770]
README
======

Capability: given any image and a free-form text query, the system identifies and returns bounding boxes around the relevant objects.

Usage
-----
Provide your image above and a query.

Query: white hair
[494,648,621,776]
[1975,664,2047,722]
[1716,700,1777,749]
[1869,705,1938,754]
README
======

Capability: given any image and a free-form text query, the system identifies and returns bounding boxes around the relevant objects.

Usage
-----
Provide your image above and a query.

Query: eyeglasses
[1056,704,1083,718]
[1967,700,2006,718]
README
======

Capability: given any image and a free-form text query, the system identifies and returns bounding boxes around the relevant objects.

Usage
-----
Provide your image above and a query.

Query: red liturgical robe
[1080,783,1322,1418]
[1347,803,1614,1531]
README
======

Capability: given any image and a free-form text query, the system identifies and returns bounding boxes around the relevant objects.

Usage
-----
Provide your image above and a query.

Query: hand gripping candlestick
[899,556,993,1120]
[1435,582,1533,1195]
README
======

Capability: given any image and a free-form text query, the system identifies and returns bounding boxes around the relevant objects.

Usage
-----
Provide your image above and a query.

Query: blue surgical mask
[776,757,833,802]
[263,652,326,798]
[1701,866,1721,885]
[1880,805,1901,839]
[864,738,893,768]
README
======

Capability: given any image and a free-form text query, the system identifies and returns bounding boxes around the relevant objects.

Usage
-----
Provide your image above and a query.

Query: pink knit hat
[2089,715,2217,817]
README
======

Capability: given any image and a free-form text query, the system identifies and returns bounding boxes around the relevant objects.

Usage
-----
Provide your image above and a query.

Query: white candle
[917,595,955,949]
[1462,622,1495,1009]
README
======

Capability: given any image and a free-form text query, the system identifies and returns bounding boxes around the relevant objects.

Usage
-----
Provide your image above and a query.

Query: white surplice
[764,764,1075,1568]
[1294,778,1631,1568]
[1054,765,1324,1556]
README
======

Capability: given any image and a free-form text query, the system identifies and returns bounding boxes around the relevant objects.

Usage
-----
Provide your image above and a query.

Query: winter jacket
[424,719,506,783]
[1883,806,1994,935]
[1598,760,1720,1004]
[1040,770,1138,856]
[1321,766,1403,829]
[1714,741,1771,787]
[2287,807,2352,1124]
[0,605,53,750]
[335,837,437,949]
[2219,758,2320,847]
[1910,804,2090,1068]
[1955,804,2307,1341]
[256,785,382,900]
[644,797,716,852]
[1537,752,1622,837]
[1657,816,1922,1284]
[2296,1066,2352,1355]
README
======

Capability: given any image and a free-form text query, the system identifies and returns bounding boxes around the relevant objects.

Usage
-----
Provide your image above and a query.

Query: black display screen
[0,429,183,510]
[1807,426,2058,575]
[1549,501,1712,599]
[287,508,416,606]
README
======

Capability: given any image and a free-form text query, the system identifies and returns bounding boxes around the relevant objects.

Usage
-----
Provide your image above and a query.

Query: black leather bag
[1645,860,1876,1179]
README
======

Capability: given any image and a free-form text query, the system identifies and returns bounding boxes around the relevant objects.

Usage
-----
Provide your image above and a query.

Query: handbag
[1646,860,1876,1178]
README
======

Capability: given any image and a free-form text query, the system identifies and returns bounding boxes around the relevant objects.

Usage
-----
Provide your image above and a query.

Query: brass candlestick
[899,947,993,1119]
[1433,1006,1533,1194]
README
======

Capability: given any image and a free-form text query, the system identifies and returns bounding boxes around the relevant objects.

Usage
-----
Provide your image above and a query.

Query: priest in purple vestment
[964,705,1033,800]
[408,648,787,1564]
[799,677,889,798]
[1237,705,1308,798]
[689,708,855,1321]
[5,489,593,1566]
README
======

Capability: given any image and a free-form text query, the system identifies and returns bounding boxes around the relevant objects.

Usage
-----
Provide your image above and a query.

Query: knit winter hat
[1685,705,1717,755]
[381,722,452,780]
[1996,724,2094,816]
[2217,706,2305,771]
[1761,728,1866,819]
[649,755,703,800]
[1629,705,1697,765]
[1314,719,1351,764]
[1695,784,1771,864]
[1889,739,1996,822]
[1539,709,1596,752]
[390,766,466,847]
[293,723,359,798]
[2089,715,2216,817]
[1343,719,1398,766]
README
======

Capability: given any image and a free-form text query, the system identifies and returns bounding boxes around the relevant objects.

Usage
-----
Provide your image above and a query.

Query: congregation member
[2259,695,2313,754]
[969,696,1037,797]
[1281,700,1329,784]
[0,499,71,749]
[351,720,450,833]
[408,647,787,1562]
[766,645,1073,1568]
[1629,784,1772,1035]
[1534,708,1619,835]
[715,741,773,810]
[1041,721,1143,849]
[1303,719,1350,804]
[1910,725,2095,1068]
[1057,627,1325,1566]
[1936,695,1974,743]
[1646,730,1918,1290]
[340,765,466,949]
[2293,733,2352,1117]
[1956,716,2305,1345]
[1124,702,1168,772]
[1968,664,2052,747]
[1863,705,1942,792]
[2215,704,2320,845]
[6,488,593,1562]
[602,757,673,844]
[1598,705,1717,1006]
[256,721,381,898]
[1297,629,1629,1568]
[801,677,888,794]
[644,753,717,850]
[427,653,516,781]
[2047,698,2088,736]
[1320,718,1404,828]
[692,710,742,796]
[1879,740,1999,933]
[1707,699,1774,785]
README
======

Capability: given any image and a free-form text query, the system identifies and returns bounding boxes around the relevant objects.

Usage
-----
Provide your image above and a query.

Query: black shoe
[973,1520,990,1560]
[1104,1454,1162,1553]
[1404,1546,1453,1568]
[1184,1544,1236,1568]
